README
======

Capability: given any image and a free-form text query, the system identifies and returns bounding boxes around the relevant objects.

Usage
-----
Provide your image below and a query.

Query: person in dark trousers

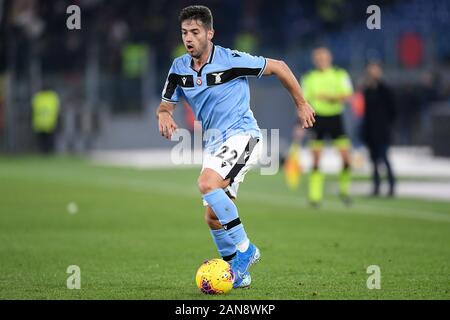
[362,62,396,197]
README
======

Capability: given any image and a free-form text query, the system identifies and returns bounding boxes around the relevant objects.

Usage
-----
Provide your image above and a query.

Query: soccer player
[156,5,315,288]
[301,47,353,206]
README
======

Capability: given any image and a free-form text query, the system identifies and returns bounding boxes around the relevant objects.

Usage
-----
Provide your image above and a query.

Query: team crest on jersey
[196,78,202,86]
[212,72,224,84]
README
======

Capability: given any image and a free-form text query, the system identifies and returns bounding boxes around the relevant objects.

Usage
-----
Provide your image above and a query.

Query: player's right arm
[156,101,178,139]
[157,61,181,140]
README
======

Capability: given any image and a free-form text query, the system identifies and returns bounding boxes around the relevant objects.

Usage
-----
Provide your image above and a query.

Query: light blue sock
[210,229,236,261]
[203,189,248,246]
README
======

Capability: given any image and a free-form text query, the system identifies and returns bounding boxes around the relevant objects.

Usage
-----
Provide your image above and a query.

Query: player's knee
[198,169,231,194]
[197,176,217,194]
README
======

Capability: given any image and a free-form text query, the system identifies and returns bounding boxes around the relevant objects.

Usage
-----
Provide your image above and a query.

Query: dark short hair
[366,60,382,67]
[179,5,213,30]
[312,45,330,52]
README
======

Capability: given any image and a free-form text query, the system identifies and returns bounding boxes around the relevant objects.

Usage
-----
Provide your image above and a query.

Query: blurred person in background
[348,90,366,170]
[234,31,258,54]
[418,71,441,142]
[283,121,305,191]
[31,87,60,154]
[301,46,353,207]
[361,62,396,197]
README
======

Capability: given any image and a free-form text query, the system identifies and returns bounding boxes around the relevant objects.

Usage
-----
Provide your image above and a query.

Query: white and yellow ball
[195,258,234,294]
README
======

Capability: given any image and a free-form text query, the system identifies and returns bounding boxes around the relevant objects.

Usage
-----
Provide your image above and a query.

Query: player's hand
[158,112,178,140]
[297,102,316,129]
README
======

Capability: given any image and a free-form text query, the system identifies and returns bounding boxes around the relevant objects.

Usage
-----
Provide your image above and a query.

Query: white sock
[236,238,250,253]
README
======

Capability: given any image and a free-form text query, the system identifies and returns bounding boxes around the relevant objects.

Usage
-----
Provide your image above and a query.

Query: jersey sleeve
[161,62,181,104]
[228,50,267,78]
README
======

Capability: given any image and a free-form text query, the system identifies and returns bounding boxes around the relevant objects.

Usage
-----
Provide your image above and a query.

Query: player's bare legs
[312,149,321,170]
[338,147,352,204]
[204,199,242,263]
[197,168,230,195]
[205,206,221,230]
[198,169,238,260]
[205,197,237,229]
[199,168,260,287]
[199,169,238,230]
[204,205,239,263]
[198,169,246,246]
[308,144,352,206]
[308,148,324,206]
[338,148,352,168]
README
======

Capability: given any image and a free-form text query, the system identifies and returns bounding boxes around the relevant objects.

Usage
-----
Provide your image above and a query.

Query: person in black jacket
[362,62,396,197]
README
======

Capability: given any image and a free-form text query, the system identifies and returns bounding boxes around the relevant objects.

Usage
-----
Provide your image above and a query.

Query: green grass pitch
[0,156,449,299]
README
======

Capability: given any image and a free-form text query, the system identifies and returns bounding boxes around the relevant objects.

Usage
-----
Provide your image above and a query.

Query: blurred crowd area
[3,0,450,73]
[1,0,450,152]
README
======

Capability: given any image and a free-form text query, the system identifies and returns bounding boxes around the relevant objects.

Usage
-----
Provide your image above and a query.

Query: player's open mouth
[186,45,194,52]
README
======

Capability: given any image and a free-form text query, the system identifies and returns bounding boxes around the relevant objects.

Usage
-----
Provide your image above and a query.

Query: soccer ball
[195,258,234,294]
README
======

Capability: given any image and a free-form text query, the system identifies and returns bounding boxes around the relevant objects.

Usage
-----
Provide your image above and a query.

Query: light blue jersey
[161,44,267,153]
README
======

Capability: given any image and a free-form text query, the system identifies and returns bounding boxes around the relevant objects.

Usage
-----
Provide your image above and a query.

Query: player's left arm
[263,58,316,128]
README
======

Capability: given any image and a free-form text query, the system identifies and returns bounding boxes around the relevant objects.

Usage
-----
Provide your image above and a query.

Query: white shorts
[201,135,262,206]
